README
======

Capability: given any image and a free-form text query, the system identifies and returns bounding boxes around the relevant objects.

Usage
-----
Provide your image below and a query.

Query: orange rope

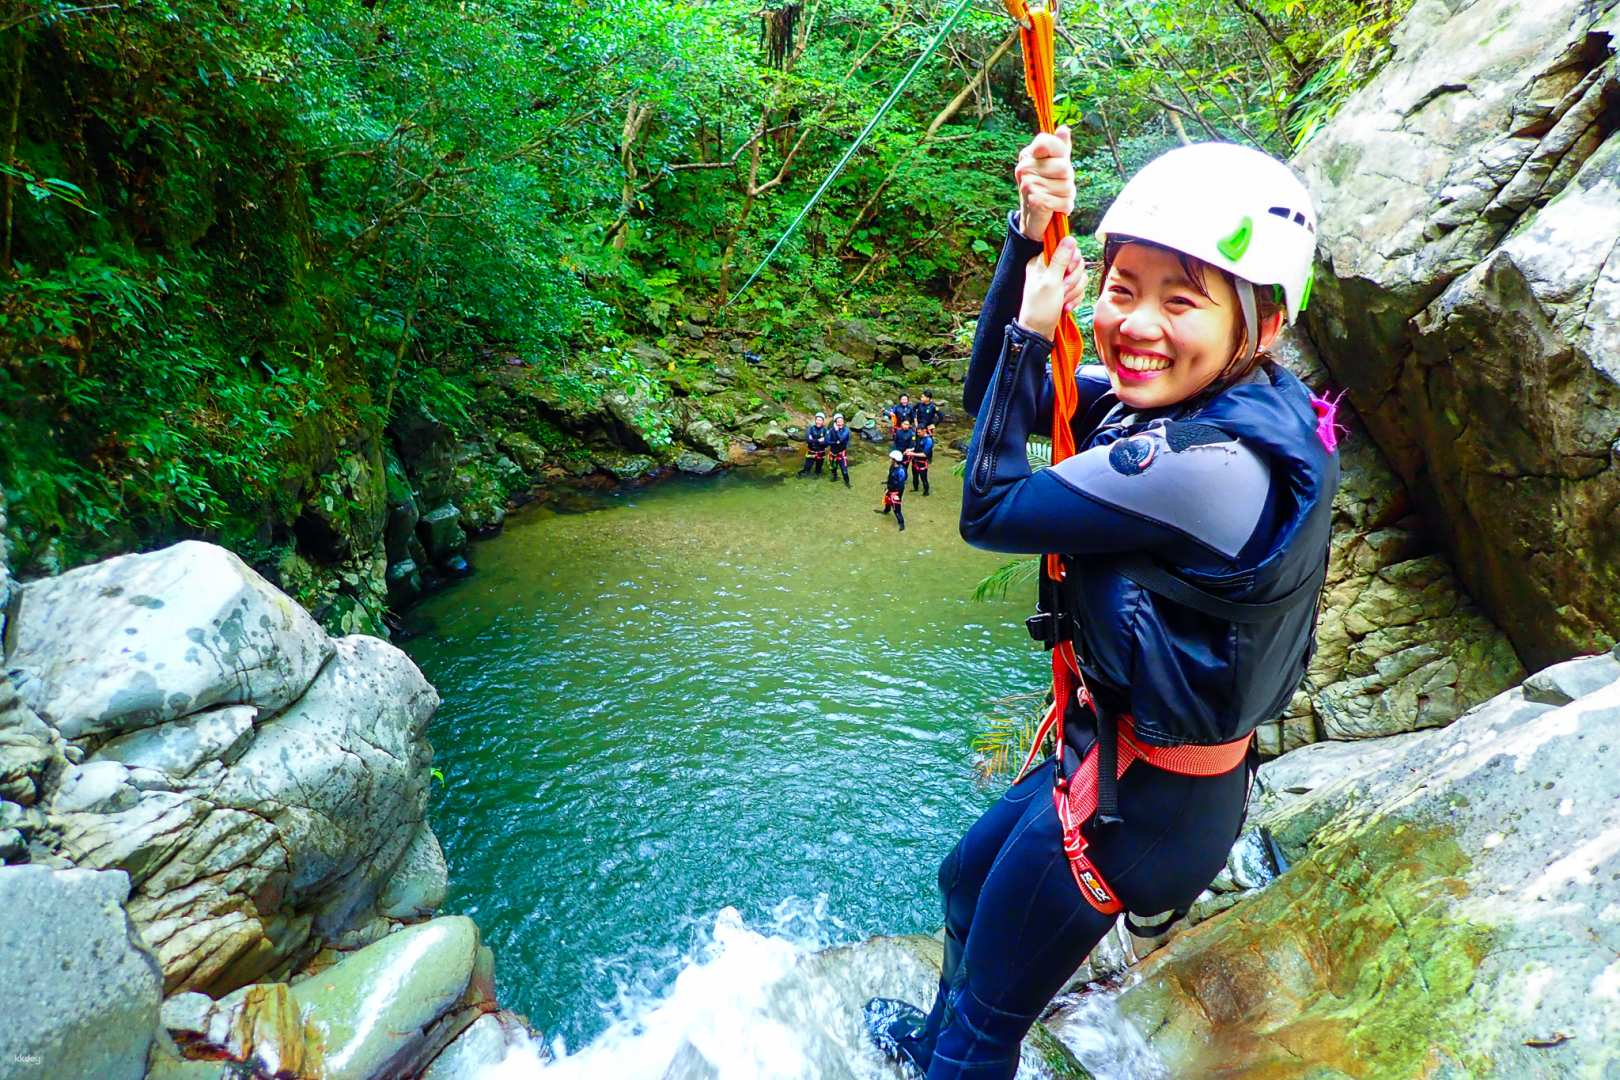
[1008,3,1084,510]
[1006,1,1085,723]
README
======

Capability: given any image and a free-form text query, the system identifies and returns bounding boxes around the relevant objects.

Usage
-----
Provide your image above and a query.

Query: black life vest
[1060,364,1338,746]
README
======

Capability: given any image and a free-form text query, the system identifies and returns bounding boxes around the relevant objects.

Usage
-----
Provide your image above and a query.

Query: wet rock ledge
[1036,648,1620,1078]
[0,538,538,1079]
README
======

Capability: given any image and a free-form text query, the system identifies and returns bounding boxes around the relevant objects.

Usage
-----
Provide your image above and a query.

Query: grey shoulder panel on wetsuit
[1048,421,1271,560]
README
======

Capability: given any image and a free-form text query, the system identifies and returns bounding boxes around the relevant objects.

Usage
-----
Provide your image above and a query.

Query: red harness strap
[883,489,902,508]
[1015,685,1252,914]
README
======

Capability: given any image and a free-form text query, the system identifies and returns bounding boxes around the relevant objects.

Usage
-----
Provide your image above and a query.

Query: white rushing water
[472,901,1161,1080]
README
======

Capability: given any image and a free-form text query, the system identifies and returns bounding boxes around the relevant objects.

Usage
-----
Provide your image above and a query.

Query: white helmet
[889,449,904,462]
[814,411,825,420]
[1096,142,1317,358]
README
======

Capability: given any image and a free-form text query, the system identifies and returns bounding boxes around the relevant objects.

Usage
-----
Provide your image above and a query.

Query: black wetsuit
[887,402,915,432]
[914,400,941,430]
[892,426,916,456]
[827,424,852,485]
[910,432,934,495]
[894,211,1338,1079]
[881,462,907,530]
[800,422,829,476]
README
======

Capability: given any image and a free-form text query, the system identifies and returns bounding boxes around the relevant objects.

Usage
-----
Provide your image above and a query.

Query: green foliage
[971,690,1050,784]
[1,0,1409,568]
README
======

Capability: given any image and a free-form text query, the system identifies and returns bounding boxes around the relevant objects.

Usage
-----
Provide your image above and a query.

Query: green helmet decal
[1299,264,1315,311]
[1216,216,1253,262]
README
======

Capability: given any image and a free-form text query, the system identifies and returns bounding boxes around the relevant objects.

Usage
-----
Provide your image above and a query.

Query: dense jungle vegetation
[0,0,1407,574]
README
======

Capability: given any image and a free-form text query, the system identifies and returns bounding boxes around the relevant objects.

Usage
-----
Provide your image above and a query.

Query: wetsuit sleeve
[964,211,1045,419]
[963,211,1113,436]
[960,323,1273,561]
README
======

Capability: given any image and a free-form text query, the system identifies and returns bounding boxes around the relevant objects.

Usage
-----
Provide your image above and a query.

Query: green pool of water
[401,444,1044,1048]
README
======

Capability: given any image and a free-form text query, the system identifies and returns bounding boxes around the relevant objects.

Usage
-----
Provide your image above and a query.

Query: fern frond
[972,556,1039,603]
[971,690,1052,784]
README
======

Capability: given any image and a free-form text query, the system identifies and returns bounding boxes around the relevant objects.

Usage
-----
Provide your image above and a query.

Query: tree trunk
[3,32,24,273]
[1097,102,1125,178]
[609,96,653,250]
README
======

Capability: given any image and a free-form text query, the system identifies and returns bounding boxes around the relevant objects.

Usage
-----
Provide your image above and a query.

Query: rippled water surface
[402,446,1044,1050]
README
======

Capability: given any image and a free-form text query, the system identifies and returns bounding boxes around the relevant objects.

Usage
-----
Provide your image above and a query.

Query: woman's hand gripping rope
[1019,236,1086,342]
[1015,125,1076,242]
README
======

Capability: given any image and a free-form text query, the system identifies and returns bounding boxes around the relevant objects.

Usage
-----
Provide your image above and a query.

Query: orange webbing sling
[1003,1,1252,915]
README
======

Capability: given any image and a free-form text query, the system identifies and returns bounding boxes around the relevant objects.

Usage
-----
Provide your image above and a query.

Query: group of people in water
[795,391,944,532]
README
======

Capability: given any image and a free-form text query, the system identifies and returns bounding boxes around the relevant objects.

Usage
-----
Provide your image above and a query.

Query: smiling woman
[1092,238,1285,409]
[869,136,1340,1079]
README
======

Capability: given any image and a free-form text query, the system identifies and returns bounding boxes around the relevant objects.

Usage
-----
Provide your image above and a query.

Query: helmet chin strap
[1234,277,1260,364]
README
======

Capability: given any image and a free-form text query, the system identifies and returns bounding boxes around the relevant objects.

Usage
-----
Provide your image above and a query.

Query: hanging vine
[759,2,802,69]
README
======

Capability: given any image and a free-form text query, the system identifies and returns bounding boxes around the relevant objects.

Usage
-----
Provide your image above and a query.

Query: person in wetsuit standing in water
[865,131,1339,1079]
[827,412,852,486]
[799,412,829,477]
[913,391,941,433]
[908,424,934,496]
[876,448,908,531]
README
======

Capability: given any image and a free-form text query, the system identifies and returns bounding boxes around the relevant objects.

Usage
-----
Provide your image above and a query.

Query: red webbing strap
[1053,708,1252,914]
[1054,740,1125,913]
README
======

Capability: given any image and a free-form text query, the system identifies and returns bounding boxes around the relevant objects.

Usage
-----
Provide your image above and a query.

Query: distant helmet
[1096,142,1318,356]
[814,411,825,420]
[833,412,844,422]
[889,449,904,462]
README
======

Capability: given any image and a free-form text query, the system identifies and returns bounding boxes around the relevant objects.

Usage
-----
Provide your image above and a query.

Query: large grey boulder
[0,866,162,1080]
[6,541,444,1001]
[290,916,481,1080]
[1295,0,1620,666]
[49,633,439,995]
[5,541,332,742]
[680,418,730,460]
[675,450,722,476]
[1072,656,1620,1077]
[603,387,670,454]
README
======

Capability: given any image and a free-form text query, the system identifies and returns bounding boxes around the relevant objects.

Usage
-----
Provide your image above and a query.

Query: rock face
[1077,651,1620,1078]
[150,915,520,1080]
[0,538,535,1079]
[1295,0,1620,667]
[0,866,163,1080]
[1254,335,1523,755]
[1,542,443,1001]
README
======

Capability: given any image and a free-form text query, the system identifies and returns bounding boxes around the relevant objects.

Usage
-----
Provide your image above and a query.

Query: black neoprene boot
[863,998,928,1079]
